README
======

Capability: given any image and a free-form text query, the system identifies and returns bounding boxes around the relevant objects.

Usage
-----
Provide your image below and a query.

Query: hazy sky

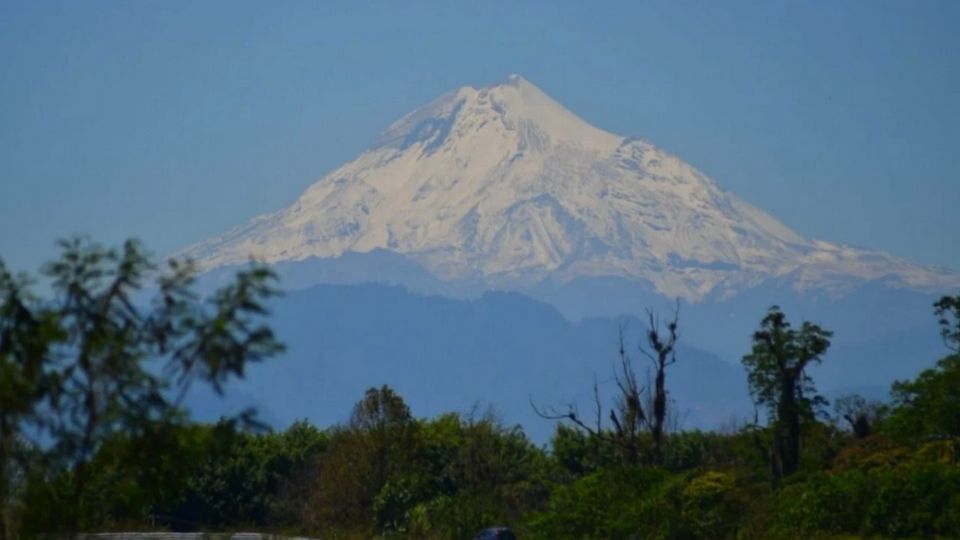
[1,1,958,272]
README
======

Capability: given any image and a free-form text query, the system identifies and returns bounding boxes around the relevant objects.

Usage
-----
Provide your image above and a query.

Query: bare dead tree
[638,303,679,465]
[532,379,610,462]
[611,327,646,464]
[532,327,649,465]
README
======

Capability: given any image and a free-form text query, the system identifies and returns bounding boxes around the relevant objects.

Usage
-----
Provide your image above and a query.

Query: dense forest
[2,240,959,539]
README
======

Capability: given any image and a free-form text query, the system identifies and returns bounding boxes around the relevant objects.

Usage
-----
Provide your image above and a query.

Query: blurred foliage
[1,238,283,538]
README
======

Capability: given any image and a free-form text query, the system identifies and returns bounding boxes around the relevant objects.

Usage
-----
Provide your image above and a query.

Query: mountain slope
[181,75,959,300]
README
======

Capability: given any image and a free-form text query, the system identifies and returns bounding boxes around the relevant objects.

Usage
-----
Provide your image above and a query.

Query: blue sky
[1,1,958,272]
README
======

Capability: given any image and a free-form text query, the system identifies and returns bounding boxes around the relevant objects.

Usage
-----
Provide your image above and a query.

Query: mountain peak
[179,79,960,300]
[377,75,621,156]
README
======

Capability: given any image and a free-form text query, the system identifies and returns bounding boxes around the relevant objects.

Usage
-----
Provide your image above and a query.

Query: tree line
[1,239,959,539]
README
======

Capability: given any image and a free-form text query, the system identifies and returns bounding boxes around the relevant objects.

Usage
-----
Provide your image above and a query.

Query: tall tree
[742,306,831,477]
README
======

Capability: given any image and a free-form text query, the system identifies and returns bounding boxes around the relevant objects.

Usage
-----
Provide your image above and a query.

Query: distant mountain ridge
[180,75,959,301]
[187,282,756,442]
[187,281,948,443]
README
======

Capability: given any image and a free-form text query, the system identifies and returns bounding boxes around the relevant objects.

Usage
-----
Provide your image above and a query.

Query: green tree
[351,385,418,491]
[884,293,960,443]
[165,420,327,529]
[886,355,960,442]
[301,386,418,537]
[0,238,284,536]
[742,306,832,477]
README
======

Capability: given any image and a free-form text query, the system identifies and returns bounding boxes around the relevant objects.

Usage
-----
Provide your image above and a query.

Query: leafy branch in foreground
[0,237,283,538]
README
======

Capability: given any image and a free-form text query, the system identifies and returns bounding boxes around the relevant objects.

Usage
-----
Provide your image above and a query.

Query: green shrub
[525,466,672,540]
[680,471,739,539]
[865,461,960,538]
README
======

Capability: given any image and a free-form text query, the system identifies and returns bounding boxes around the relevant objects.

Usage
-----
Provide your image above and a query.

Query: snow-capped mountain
[180,75,959,300]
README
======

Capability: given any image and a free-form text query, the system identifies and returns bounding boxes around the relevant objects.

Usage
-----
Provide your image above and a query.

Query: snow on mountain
[180,75,960,300]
